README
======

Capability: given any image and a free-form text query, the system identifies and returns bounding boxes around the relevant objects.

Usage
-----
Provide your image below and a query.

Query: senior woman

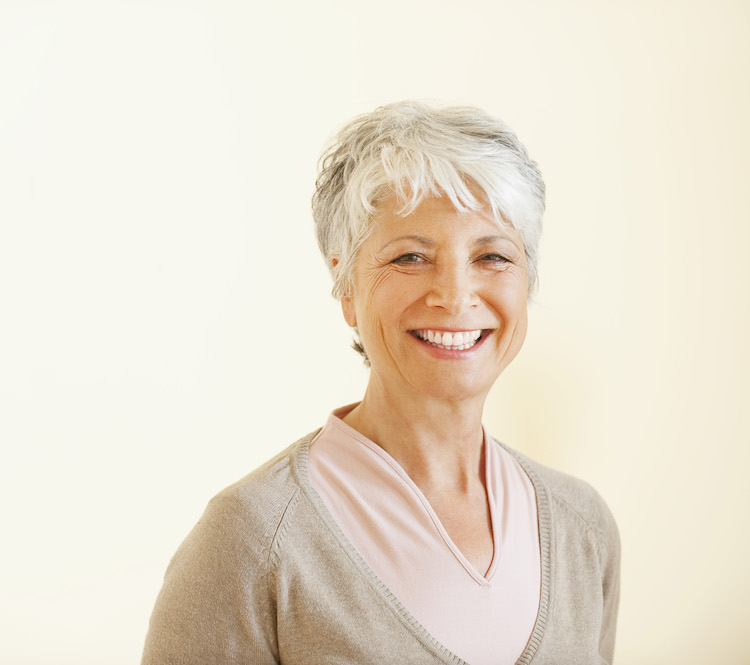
[142,101,620,665]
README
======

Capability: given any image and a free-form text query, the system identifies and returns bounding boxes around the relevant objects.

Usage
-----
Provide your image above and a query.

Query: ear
[341,295,357,328]
[331,255,357,327]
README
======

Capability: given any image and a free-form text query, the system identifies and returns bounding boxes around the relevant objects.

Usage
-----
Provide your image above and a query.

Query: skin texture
[338,192,529,574]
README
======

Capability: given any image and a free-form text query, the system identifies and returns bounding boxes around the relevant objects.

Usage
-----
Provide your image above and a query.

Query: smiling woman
[142,101,620,665]
[341,193,529,405]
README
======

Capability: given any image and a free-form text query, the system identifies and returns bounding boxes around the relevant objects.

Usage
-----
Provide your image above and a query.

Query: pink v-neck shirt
[308,409,541,665]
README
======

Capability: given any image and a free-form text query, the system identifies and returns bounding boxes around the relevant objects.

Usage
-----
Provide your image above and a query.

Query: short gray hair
[312,100,546,302]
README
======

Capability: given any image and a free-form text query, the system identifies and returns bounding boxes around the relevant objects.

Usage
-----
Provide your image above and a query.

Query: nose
[424,262,479,314]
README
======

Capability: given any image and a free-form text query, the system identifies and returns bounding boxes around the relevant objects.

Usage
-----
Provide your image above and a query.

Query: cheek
[514,307,529,345]
[360,293,398,336]
[357,275,414,344]
[507,290,529,350]
[510,289,529,318]
[494,274,528,308]
[495,281,529,336]
[358,270,403,318]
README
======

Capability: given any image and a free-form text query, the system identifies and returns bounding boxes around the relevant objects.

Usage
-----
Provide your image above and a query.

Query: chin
[407,372,495,404]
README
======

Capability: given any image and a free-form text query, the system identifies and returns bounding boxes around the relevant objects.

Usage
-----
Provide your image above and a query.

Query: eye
[478,253,510,264]
[391,253,426,265]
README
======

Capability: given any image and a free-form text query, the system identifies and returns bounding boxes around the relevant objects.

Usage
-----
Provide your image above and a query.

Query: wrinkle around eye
[360,263,401,293]
[473,256,512,271]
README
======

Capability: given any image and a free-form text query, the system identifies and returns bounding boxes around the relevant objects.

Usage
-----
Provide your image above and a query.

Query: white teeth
[414,329,483,350]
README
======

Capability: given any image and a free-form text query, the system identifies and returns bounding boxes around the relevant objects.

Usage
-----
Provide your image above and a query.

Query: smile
[412,329,484,350]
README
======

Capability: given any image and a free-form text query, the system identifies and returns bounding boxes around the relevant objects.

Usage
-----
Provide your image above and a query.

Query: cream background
[1,0,748,663]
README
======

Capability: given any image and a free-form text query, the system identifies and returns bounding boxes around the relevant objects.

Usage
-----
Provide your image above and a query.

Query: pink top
[308,407,541,665]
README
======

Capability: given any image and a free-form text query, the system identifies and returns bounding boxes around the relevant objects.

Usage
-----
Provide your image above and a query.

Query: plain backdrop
[1,1,748,663]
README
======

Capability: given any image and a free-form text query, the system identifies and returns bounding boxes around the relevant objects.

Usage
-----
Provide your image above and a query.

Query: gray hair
[312,100,546,301]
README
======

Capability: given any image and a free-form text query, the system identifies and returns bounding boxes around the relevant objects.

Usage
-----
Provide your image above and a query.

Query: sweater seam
[266,488,302,572]
[552,494,607,563]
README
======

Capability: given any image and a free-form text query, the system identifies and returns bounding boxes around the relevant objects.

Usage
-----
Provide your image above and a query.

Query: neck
[342,376,488,492]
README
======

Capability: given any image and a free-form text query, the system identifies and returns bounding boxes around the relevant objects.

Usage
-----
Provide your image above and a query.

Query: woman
[142,101,620,665]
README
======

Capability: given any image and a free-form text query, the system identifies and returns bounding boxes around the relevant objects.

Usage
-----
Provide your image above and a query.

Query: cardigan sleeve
[533,459,622,665]
[597,497,621,663]
[141,489,283,665]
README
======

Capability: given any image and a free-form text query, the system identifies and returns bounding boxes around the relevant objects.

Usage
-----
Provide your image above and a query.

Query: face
[341,193,529,404]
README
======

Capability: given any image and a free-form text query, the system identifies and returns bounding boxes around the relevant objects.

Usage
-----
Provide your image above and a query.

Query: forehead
[369,192,522,246]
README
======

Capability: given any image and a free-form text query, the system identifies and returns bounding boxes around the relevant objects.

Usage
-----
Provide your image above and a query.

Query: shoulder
[164,430,321,577]
[142,431,321,663]
[535,458,618,548]
[491,440,621,663]
[197,429,320,548]
[496,440,620,555]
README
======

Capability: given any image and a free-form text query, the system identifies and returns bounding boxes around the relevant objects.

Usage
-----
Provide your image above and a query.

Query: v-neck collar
[295,426,553,665]
[323,412,500,585]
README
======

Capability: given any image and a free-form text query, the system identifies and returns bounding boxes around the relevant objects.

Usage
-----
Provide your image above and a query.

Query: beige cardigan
[142,432,620,664]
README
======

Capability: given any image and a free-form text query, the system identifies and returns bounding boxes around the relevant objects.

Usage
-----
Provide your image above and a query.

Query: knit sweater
[142,431,621,664]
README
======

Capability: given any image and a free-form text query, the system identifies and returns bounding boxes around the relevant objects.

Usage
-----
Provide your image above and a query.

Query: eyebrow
[378,235,436,252]
[378,232,521,253]
[474,234,516,246]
